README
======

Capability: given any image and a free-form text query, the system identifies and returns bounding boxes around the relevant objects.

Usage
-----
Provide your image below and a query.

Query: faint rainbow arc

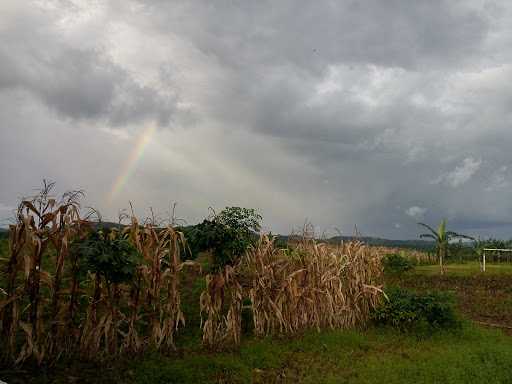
[108,124,156,202]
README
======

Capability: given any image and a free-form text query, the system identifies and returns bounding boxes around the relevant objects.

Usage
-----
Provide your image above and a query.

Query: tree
[418,219,473,274]
[183,207,262,270]
[216,207,261,234]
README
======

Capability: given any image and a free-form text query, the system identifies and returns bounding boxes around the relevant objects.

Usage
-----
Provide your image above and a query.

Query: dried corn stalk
[243,235,384,337]
[200,265,242,349]
[0,182,191,365]
[199,235,384,348]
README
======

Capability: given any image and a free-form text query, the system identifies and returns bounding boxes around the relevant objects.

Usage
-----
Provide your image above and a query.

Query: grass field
[414,262,512,276]
[126,327,512,384]
[2,261,512,383]
[2,325,512,383]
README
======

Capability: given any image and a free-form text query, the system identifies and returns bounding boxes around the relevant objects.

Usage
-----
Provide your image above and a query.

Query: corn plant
[0,181,85,364]
[0,182,192,365]
[199,234,385,348]
[244,236,384,336]
[199,265,242,349]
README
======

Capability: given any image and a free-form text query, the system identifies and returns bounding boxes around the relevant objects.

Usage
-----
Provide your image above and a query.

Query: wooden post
[483,250,486,272]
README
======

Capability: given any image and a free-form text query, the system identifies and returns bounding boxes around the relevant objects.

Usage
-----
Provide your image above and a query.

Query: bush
[382,253,415,274]
[373,287,460,332]
[77,228,141,284]
[181,207,262,271]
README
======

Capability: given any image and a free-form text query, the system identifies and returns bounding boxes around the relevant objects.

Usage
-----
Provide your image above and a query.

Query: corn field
[375,247,436,265]
[200,236,384,348]
[1,183,386,365]
[0,183,190,365]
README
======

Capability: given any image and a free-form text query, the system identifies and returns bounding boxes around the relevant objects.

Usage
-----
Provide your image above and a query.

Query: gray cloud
[1,0,512,239]
[433,157,482,188]
[143,0,489,71]
[0,2,178,126]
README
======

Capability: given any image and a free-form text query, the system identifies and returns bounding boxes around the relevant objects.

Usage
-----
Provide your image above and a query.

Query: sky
[1,0,512,239]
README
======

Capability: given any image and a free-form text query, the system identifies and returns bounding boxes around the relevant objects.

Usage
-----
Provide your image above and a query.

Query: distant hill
[0,227,8,239]
[328,236,435,250]
[0,224,435,251]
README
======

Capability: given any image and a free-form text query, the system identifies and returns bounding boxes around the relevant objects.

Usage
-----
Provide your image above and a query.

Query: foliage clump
[373,287,460,332]
[382,253,415,274]
[183,207,262,271]
[77,228,141,284]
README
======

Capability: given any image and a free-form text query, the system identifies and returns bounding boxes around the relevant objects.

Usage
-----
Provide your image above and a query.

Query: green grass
[414,262,512,276]
[126,327,512,384]
[6,325,511,384]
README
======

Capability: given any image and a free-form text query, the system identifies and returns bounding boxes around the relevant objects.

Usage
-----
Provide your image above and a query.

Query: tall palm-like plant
[418,219,473,274]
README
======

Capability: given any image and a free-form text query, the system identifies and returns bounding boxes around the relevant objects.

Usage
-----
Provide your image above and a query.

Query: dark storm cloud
[450,219,512,231]
[1,0,512,239]
[144,0,488,71]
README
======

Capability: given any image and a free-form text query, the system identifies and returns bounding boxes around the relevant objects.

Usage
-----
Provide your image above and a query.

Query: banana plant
[418,219,474,274]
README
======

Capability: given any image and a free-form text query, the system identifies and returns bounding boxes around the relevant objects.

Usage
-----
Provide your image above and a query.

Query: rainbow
[108,124,156,202]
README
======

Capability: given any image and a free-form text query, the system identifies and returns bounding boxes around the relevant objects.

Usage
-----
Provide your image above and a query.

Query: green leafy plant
[182,207,262,271]
[382,253,415,274]
[78,228,141,284]
[373,287,460,332]
[418,219,474,274]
